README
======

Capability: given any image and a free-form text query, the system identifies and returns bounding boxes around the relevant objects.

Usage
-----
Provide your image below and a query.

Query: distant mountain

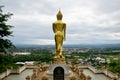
[63,44,120,48]
[15,44,120,48]
[15,44,55,48]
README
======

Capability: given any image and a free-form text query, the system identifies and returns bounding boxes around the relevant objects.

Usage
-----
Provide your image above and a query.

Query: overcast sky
[1,0,120,45]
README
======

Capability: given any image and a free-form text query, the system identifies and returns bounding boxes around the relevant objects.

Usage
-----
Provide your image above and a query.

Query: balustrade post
[26,75,31,80]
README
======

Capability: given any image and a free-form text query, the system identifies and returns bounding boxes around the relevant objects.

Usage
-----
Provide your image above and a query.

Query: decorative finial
[57,10,63,20]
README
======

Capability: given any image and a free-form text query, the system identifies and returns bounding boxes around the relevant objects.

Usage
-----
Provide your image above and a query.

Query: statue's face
[56,10,63,20]
[57,15,62,20]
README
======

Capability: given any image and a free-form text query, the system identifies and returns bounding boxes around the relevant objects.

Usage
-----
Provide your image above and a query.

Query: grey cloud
[1,0,56,15]
[95,0,120,13]
[1,0,120,44]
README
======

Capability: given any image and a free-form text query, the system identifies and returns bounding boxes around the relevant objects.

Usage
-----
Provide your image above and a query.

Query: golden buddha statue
[52,10,66,57]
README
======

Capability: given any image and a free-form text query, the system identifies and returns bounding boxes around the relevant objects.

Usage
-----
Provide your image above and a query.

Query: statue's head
[57,10,63,20]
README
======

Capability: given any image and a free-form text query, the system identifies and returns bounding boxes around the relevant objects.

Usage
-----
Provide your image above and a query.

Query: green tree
[109,60,117,67]
[0,6,14,53]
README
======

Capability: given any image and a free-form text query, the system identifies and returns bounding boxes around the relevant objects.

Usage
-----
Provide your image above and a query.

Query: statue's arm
[52,23,56,33]
[64,24,66,41]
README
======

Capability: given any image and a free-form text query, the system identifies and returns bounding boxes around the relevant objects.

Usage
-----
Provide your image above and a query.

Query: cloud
[1,0,120,45]
[21,39,55,45]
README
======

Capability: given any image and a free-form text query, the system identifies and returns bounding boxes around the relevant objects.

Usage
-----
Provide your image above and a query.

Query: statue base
[54,55,66,64]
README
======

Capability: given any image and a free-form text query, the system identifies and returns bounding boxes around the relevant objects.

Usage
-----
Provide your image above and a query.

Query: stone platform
[46,62,71,80]
[53,56,66,64]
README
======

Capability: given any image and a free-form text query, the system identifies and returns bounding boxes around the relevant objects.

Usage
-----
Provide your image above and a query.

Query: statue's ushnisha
[52,10,66,60]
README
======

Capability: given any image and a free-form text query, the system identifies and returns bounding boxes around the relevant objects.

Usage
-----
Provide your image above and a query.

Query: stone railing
[0,69,11,79]
[0,66,27,79]
[79,65,119,79]
[26,65,38,69]
[104,70,118,79]
[11,66,26,73]
[0,65,38,79]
